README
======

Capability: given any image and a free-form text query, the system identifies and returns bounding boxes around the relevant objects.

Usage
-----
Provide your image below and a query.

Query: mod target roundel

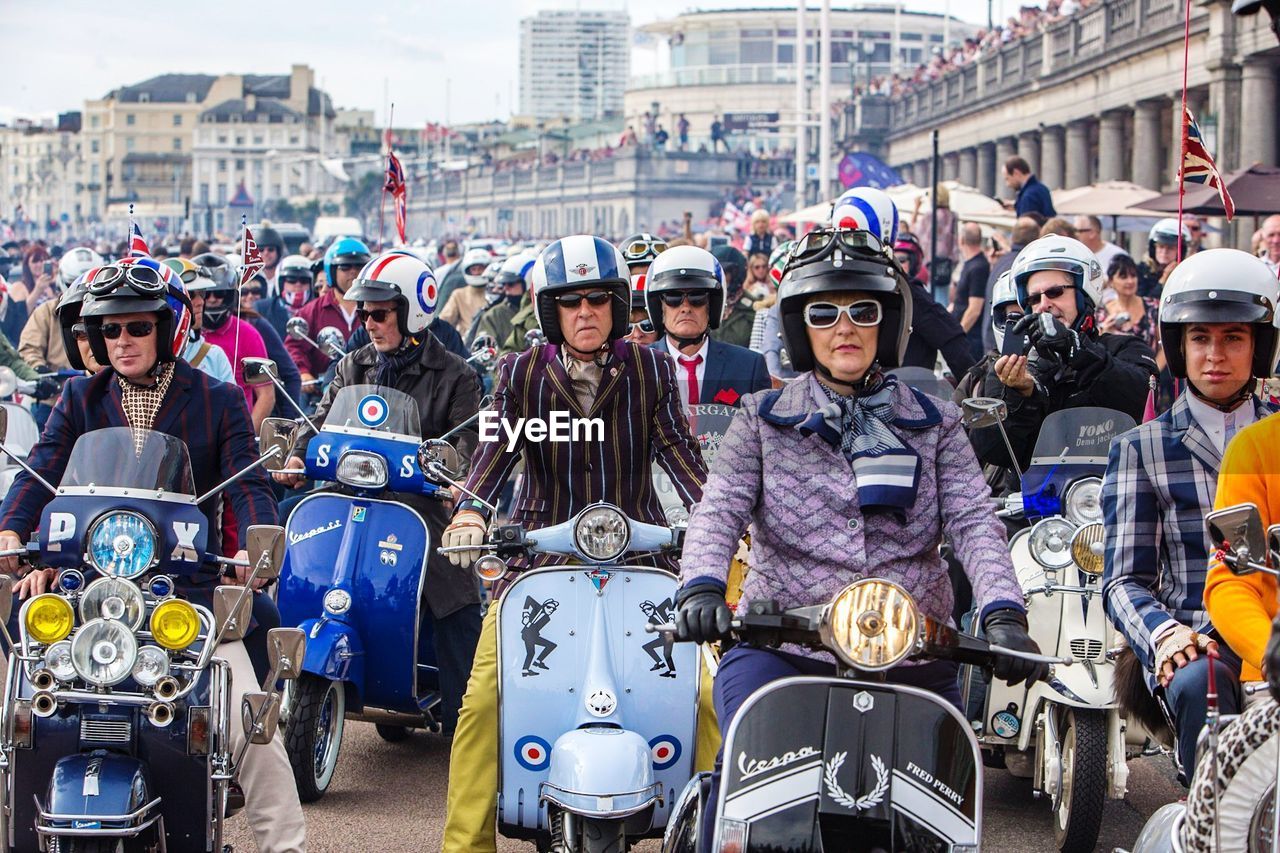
[356,394,389,428]
[514,735,553,771]
[648,734,681,770]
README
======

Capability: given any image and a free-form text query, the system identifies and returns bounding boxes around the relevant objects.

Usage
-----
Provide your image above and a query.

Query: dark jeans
[431,603,482,735]
[701,644,962,850]
[1161,641,1242,783]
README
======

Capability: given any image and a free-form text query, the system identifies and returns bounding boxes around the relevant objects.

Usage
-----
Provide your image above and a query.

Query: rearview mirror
[524,328,547,348]
[285,316,311,341]
[418,439,461,481]
[1206,503,1267,574]
[213,586,253,642]
[960,397,1008,430]
[242,357,279,387]
[1268,524,1280,569]
[259,418,299,471]
[245,525,286,583]
[0,575,14,626]
[241,692,282,744]
[472,334,497,355]
[0,366,15,400]
[265,627,306,683]
[317,327,346,358]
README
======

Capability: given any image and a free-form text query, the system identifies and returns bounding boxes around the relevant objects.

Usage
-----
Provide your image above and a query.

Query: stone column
[1040,125,1066,191]
[1240,58,1278,169]
[899,162,915,186]
[1208,61,1243,171]
[1097,110,1128,182]
[977,142,997,198]
[943,152,960,182]
[1017,131,1041,178]
[958,147,978,188]
[1065,119,1092,189]
[1131,100,1164,190]
[995,137,1017,199]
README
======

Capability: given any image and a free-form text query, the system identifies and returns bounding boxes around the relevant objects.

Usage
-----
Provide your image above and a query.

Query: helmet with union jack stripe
[348,251,439,335]
[528,235,630,345]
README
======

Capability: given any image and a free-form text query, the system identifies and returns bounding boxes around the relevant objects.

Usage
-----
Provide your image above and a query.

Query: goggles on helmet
[789,228,886,266]
[622,237,668,261]
[87,262,167,298]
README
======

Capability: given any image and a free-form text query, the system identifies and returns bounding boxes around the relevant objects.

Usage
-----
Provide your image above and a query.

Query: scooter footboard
[542,728,661,818]
[717,676,981,853]
[38,752,161,838]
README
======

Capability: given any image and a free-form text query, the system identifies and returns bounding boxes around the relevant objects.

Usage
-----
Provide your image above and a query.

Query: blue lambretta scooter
[0,415,304,852]
[428,463,701,852]
[273,382,459,802]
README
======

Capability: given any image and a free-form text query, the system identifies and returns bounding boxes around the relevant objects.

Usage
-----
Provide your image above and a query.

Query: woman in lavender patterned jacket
[671,228,1048,832]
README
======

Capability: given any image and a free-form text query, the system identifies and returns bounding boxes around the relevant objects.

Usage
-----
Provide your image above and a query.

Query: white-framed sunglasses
[803,299,883,329]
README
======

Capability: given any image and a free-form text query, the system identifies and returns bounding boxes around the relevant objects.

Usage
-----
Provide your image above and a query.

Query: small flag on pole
[129,222,151,258]
[1181,107,1236,221]
[239,218,265,288]
[385,148,408,244]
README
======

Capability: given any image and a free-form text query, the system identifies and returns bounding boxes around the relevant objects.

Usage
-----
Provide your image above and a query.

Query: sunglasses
[356,307,395,323]
[334,263,362,272]
[803,300,883,329]
[628,319,655,334]
[553,290,616,308]
[88,263,166,297]
[240,285,263,298]
[1027,284,1075,302]
[99,320,156,340]
[71,323,88,342]
[623,238,668,260]
[659,291,711,308]
[281,275,312,285]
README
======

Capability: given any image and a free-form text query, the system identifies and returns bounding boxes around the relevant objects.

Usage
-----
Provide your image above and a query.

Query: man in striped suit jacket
[438,236,709,852]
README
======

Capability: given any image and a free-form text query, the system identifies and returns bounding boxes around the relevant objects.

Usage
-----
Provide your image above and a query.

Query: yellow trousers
[441,603,719,852]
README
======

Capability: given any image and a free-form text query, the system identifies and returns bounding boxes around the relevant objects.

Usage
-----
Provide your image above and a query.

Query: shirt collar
[1184,390,1258,453]
[667,335,709,363]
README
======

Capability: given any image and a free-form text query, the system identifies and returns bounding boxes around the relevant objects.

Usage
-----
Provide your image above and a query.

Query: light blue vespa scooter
[428,464,701,852]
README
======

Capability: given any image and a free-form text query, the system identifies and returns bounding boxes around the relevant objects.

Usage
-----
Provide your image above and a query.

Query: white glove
[442,510,487,568]
[1154,624,1216,688]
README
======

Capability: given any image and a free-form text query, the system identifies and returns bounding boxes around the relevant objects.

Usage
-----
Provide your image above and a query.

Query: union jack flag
[385,149,408,244]
[1181,106,1235,220]
[239,224,265,288]
[129,222,151,257]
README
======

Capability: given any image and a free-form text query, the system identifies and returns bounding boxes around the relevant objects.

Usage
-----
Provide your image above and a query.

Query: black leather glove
[673,587,732,644]
[1266,614,1280,704]
[983,608,1049,688]
[33,378,59,400]
[1015,313,1079,362]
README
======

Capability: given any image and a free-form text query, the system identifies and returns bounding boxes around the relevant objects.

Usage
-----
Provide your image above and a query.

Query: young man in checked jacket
[1102,249,1280,781]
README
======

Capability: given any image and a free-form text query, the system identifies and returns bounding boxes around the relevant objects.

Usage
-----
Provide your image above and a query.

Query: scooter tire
[375,724,411,743]
[285,674,346,803]
[580,817,627,853]
[1052,708,1107,853]
[56,839,124,852]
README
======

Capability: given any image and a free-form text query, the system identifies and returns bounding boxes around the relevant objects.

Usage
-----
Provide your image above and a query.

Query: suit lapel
[542,346,588,418]
[700,339,726,404]
[150,363,195,437]
[1170,396,1221,472]
[589,342,629,417]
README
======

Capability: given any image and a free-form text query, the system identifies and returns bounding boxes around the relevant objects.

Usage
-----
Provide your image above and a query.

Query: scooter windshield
[322,384,422,440]
[1028,407,1135,467]
[59,427,196,495]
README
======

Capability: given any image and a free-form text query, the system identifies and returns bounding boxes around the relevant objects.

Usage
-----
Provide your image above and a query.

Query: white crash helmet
[462,248,493,287]
[278,254,314,283]
[990,271,1024,351]
[528,235,630,345]
[347,251,439,335]
[830,186,900,248]
[644,245,727,337]
[59,247,105,287]
[495,253,536,288]
[1148,218,1191,263]
[1010,235,1104,322]
[1159,248,1280,379]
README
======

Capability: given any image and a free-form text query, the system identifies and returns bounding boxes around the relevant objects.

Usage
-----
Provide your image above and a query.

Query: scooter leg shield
[43,750,151,821]
[299,617,366,708]
[542,728,661,818]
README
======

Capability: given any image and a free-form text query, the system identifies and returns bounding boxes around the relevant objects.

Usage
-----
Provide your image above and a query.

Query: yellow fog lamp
[1071,522,1106,575]
[150,599,200,651]
[820,579,919,671]
[24,594,74,644]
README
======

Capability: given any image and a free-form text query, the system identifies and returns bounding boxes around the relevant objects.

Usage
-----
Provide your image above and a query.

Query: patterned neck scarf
[814,373,921,511]
[563,353,604,413]
[371,334,426,388]
[117,363,174,454]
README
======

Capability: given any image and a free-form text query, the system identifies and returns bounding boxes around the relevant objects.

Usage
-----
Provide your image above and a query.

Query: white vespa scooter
[961,398,1148,853]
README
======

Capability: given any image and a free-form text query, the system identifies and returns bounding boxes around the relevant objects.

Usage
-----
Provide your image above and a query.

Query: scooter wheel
[284,674,346,802]
[579,817,627,853]
[1052,708,1107,853]
[375,724,411,743]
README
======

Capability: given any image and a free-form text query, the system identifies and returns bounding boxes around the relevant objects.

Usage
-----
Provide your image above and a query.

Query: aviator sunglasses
[659,291,711,308]
[553,290,616,308]
[1026,284,1075,303]
[355,307,396,323]
[99,320,156,340]
[803,300,883,329]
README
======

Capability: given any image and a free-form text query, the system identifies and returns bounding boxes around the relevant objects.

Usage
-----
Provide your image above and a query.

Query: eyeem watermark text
[479,410,604,451]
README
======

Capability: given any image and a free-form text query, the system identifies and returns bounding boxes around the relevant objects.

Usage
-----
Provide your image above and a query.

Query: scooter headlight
[573,504,630,563]
[87,511,158,579]
[1029,517,1077,570]
[43,641,76,682]
[132,645,170,687]
[70,618,138,687]
[820,579,919,672]
[24,594,74,644]
[149,599,201,651]
[1064,477,1103,525]
[1070,522,1106,575]
[335,450,388,489]
[79,577,145,630]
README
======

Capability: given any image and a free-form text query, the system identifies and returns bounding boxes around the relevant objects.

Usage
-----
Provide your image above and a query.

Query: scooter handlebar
[986,643,1073,667]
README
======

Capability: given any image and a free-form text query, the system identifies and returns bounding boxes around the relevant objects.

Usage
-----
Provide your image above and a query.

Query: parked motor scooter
[1120,501,1280,853]
[959,398,1146,853]
[431,472,700,852]
[0,409,305,851]
[653,578,1070,852]
[270,381,461,802]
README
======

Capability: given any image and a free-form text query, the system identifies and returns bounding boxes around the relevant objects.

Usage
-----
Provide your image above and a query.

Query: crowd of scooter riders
[2,179,1280,852]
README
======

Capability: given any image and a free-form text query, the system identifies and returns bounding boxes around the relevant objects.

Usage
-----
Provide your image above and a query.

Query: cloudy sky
[6,0,1013,127]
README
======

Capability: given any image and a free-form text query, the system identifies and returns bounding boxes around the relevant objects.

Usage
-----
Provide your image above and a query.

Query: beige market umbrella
[780,180,1013,228]
[1053,181,1167,218]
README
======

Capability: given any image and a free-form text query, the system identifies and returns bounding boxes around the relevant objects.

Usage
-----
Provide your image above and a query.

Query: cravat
[678,354,703,406]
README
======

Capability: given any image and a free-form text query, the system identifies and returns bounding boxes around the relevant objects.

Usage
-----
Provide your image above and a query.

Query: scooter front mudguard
[300,617,366,708]
[40,751,156,835]
[1123,802,1184,853]
[541,728,661,819]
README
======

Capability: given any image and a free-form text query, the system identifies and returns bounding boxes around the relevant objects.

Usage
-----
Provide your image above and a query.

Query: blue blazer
[652,336,771,407]
[0,359,277,552]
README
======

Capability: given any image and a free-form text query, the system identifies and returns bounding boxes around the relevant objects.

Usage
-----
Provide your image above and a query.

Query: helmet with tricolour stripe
[528,235,630,345]
[348,251,439,336]
[830,186,900,248]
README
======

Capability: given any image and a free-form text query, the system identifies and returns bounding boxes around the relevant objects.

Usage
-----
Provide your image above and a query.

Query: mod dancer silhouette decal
[520,596,559,676]
[640,598,677,678]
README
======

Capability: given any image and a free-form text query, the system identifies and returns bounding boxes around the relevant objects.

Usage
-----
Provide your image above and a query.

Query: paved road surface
[226,720,1185,852]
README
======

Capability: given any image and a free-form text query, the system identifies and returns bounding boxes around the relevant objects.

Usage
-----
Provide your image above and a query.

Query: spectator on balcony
[1003,156,1056,219]
[654,124,669,152]
[677,114,690,151]
[711,117,729,153]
